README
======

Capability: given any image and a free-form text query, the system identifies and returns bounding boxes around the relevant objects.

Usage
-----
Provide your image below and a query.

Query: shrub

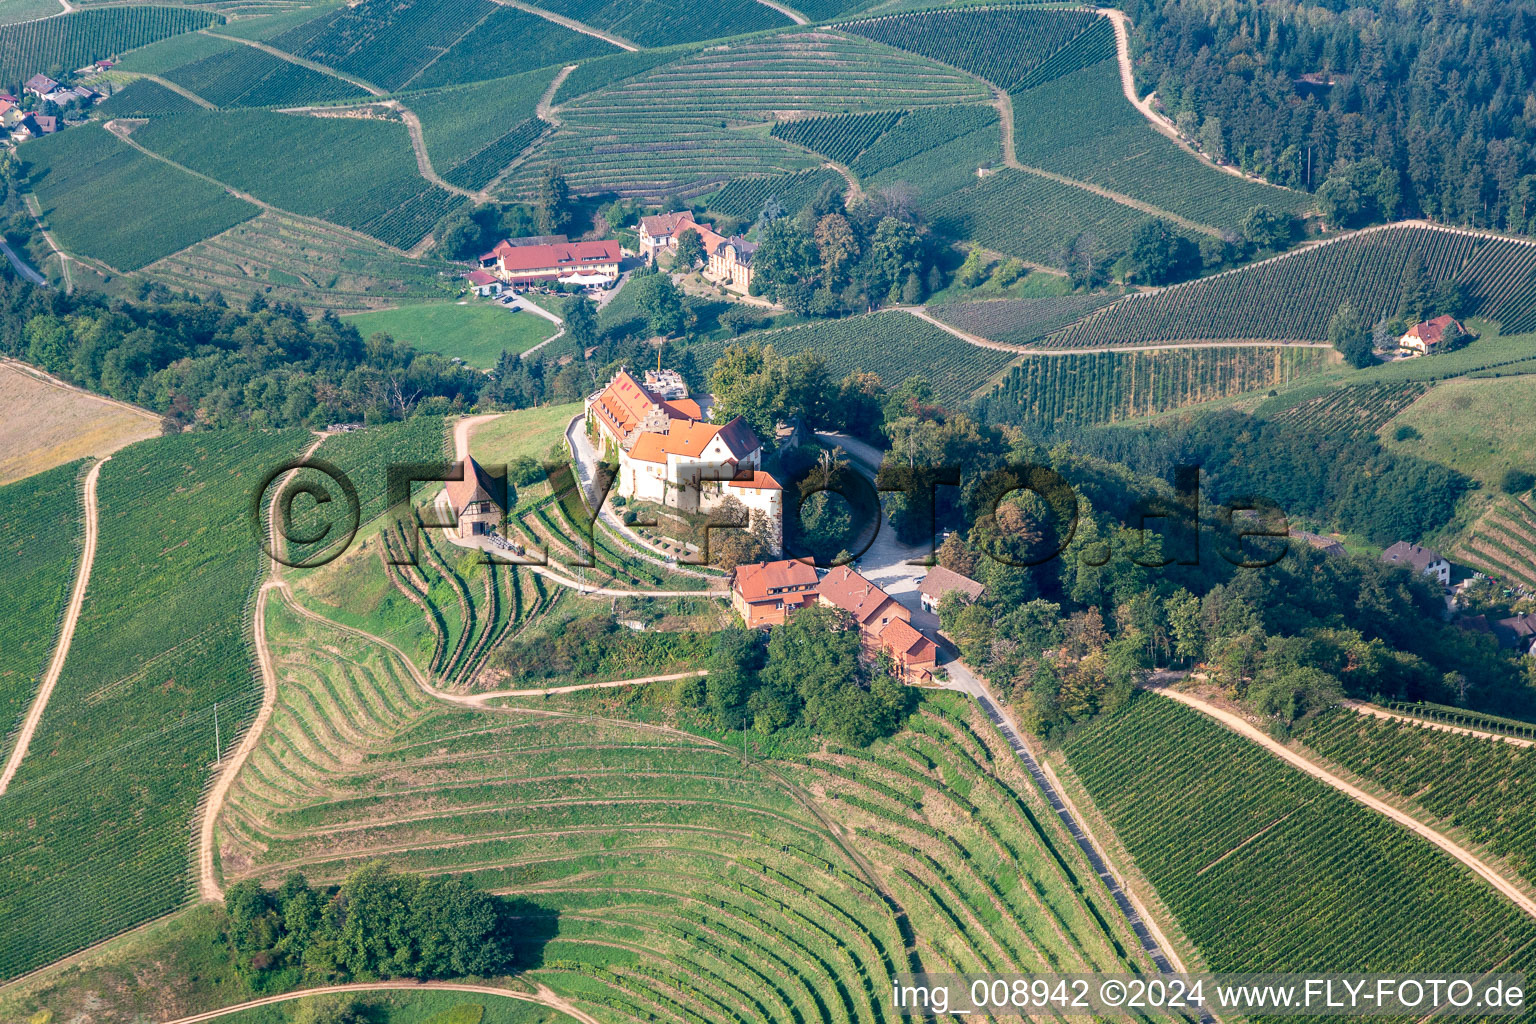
[1394,424,1421,442]
[1501,468,1535,495]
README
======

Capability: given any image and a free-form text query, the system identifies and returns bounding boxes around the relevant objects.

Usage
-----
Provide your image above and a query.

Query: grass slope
[24,124,259,271]
[1381,375,1536,490]
[345,301,558,367]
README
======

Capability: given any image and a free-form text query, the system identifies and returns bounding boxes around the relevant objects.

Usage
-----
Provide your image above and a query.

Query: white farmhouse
[585,368,782,547]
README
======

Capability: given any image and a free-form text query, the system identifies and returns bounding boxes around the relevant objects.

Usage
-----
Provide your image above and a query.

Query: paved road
[0,238,46,285]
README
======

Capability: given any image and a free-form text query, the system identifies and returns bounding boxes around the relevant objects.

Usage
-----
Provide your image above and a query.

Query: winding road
[0,458,105,796]
[1154,686,1536,920]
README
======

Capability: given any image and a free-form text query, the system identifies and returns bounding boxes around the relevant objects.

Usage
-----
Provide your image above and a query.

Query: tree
[990,257,1025,287]
[1500,469,1535,495]
[535,168,570,235]
[719,305,763,336]
[956,247,986,288]
[1198,115,1224,161]
[813,213,858,286]
[1060,232,1111,289]
[867,217,923,301]
[1328,301,1373,367]
[562,295,597,350]
[1398,253,1429,322]
[673,227,706,270]
[1241,205,1290,252]
[1125,219,1199,285]
[1317,172,1361,229]
[635,273,688,338]
[705,625,761,727]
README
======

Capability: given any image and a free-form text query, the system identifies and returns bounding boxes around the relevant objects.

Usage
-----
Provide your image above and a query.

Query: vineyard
[267,0,499,91]
[132,109,466,250]
[1446,495,1536,593]
[0,461,82,767]
[514,31,988,200]
[1008,54,1306,230]
[709,168,846,220]
[770,109,906,167]
[840,8,1102,93]
[1295,707,1536,887]
[693,310,1018,408]
[1261,382,1432,439]
[975,346,1330,429]
[407,67,557,170]
[215,611,1155,1024]
[24,124,259,271]
[930,168,1179,267]
[1045,224,1536,348]
[139,210,453,314]
[520,0,790,46]
[0,428,310,981]
[441,117,548,191]
[552,46,704,106]
[928,295,1122,348]
[1061,695,1536,978]
[0,6,218,87]
[849,103,997,179]
[163,44,370,108]
[406,5,616,91]
[94,78,202,117]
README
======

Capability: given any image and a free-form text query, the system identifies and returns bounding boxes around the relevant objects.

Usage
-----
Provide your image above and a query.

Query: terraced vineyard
[216,616,1157,1024]
[1062,695,1536,978]
[693,311,1018,408]
[0,461,83,765]
[976,346,1330,429]
[267,0,493,91]
[1447,495,1536,592]
[929,295,1122,348]
[132,110,466,250]
[1261,382,1432,439]
[0,6,218,85]
[407,5,617,91]
[139,210,454,313]
[521,0,789,46]
[408,68,557,173]
[840,8,1102,93]
[1294,707,1536,885]
[0,428,310,980]
[163,44,370,107]
[510,32,987,199]
[1046,225,1536,348]
[850,104,998,179]
[24,125,259,271]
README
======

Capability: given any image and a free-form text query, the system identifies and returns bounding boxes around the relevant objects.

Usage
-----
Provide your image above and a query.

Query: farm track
[197,433,326,901]
[901,305,1332,355]
[1153,686,1536,920]
[0,458,104,796]
[135,72,215,109]
[489,0,637,50]
[160,981,602,1024]
[201,29,387,96]
[1342,699,1535,749]
[753,0,808,24]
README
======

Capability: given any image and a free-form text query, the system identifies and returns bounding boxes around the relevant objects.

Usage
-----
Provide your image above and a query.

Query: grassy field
[0,427,310,981]
[1381,375,1536,489]
[345,301,558,366]
[0,0,65,26]
[139,210,457,313]
[468,403,582,466]
[24,124,260,271]
[0,460,82,768]
[0,361,160,484]
[131,109,464,250]
[1060,693,1536,976]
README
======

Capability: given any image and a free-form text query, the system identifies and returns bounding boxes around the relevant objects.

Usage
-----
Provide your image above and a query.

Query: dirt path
[137,73,215,109]
[536,64,576,125]
[197,435,326,901]
[1155,686,1536,920]
[489,0,637,50]
[395,104,477,199]
[754,0,808,24]
[202,30,386,96]
[899,306,1331,355]
[1343,698,1536,749]
[160,980,601,1024]
[22,194,73,291]
[472,669,706,700]
[0,458,105,796]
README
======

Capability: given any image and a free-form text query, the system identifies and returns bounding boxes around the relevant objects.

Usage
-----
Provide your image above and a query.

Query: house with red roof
[877,618,939,684]
[464,269,502,296]
[480,238,620,287]
[586,367,782,547]
[1399,314,1465,355]
[731,558,819,627]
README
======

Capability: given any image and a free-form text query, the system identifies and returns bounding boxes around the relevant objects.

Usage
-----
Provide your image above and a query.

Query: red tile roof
[726,470,782,491]
[592,369,663,440]
[445,457,504,511]
[816,565,897,626]
[640,211,697,237]
[714,416,760,459]
[879,618,936,661]
[486,239,620,273]
[1405,314,1464,347]
[734,558,818,603]
[919,565,985,603]
[465,269,497,286]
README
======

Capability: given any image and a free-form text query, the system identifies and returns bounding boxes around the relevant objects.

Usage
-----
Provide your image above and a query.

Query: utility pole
[213,702,220,765]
